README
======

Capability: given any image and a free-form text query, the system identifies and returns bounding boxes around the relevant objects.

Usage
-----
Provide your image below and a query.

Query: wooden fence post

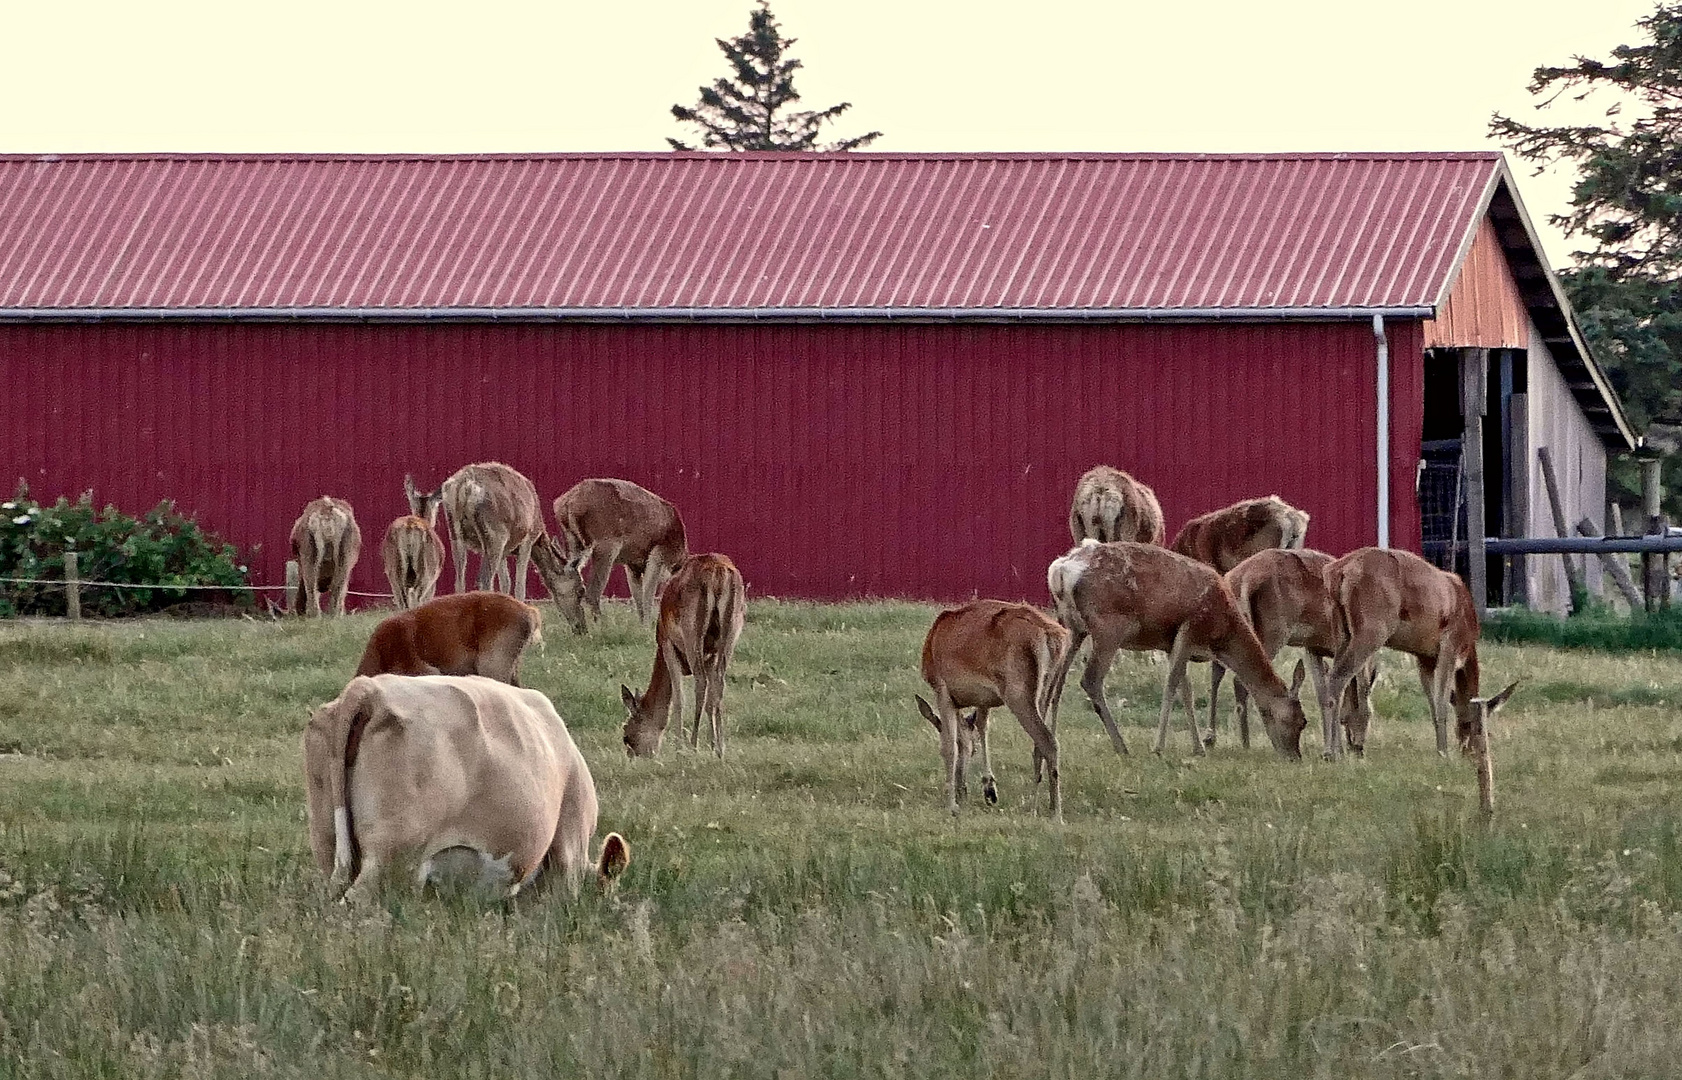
[1641,457,1665,612]
[284,560,300,616]
[1576,516,1643,610]
[1537,446,1587,612]
[1461,349,1488,617]
[1507,391,1529,607]
[63,551,80,620]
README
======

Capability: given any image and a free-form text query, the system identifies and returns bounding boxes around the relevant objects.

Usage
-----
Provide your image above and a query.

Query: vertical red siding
[2,320,1416,605]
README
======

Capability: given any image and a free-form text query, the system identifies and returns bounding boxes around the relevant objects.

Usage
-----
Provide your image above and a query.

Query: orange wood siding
[1423,216,1530,349]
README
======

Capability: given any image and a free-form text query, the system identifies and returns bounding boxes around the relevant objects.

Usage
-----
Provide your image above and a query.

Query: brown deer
[1069,465,1166,545]
[621,554,746,759]
[1324,549,1517,811]
[355,592,543,686]
[439,462,543,600]
[1047,539,1308,759]
[1208,548,1373,756]
[290,497,362,617]
[914,600,1072,819]
[1170,495,1310,573]
[534,479,688,631]
[380,476,445,610]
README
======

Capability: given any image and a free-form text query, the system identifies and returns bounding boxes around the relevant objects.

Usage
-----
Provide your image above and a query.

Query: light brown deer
[1047,539,1308,759]
[1208,548,1372,756]
[534,479,688,631]
[1170,495,1310,573]
[914,600,1072,819]
[621,554,746,759]
[355,592,543,687]
[380,476,445,610]
[1324,548,1518,812]
[1069,465,1166,545]
[290,496,362,617]
[439,462,543,600]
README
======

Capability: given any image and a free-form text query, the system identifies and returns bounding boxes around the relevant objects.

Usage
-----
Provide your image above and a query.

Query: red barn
[0,152,1631,608]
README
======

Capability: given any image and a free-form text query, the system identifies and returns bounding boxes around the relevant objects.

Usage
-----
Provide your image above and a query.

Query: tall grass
[1485,605,1682,652]
[3,602,1682,1076]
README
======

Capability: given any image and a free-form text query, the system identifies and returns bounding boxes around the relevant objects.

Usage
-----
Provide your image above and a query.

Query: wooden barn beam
[1461,349,1489,617]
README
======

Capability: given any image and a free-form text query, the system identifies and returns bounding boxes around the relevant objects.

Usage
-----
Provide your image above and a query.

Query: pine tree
[1492,3,1682,513]
[669,1,881,152]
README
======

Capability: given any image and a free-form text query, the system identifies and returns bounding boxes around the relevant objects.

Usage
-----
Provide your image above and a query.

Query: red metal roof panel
[0,151,1502,313]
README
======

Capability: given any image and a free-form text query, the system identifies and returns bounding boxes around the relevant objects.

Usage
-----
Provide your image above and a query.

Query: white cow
[303,674,628,902]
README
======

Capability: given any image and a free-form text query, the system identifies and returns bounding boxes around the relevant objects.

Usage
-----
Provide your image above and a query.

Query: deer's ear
[1484,680,1519,715]
[1290,659,1306,695]
[620,684,638,712]
[404,474,416,498]
[915,695,941,730]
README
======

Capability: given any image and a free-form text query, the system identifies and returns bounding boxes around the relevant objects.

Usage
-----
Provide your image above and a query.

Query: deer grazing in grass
[1323,548,1517,812]
[290,497,362,617]
[439,462,543,600]
[621,554,746,759]
[1069,465,1166,545]
[355,592,544,686]
[915,600,1072,820]
[1047,539,1308,759]
[380,476,445,611]
[1208,548,1373,756]
[531,479,688,633]
[1170,495,1310,573]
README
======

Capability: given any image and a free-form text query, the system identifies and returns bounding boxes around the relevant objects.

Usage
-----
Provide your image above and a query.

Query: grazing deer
[380,476,445,610]
[535,479,689,631]
[1170,495,1310,573]
[1069,465,1166,545]
[915,600,1072,819]
[355,592,543,686]
[1209,548,1373,755]
[1323,548,1518,800]
[621,554,746,759]
[1047,539,1308,759]
[439,462,544,600]
[290,497,362,617]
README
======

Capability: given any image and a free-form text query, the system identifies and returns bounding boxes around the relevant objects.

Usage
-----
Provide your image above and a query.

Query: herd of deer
[290,462,745,759]
[291,459,1517,846]
[920,465,1516,822]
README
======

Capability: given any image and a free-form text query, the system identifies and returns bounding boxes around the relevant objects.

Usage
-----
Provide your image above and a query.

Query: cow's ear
[620,684,638,712]
[598,833,630,882]
[915,695,941,730]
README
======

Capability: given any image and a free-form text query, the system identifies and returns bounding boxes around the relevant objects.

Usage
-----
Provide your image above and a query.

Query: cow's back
[345,675,577,886]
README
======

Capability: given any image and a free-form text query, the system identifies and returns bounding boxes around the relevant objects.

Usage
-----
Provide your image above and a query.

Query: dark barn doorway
[1419,348,1527,604]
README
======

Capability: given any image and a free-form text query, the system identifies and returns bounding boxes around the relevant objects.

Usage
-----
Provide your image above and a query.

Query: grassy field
[4,601,1682,1078]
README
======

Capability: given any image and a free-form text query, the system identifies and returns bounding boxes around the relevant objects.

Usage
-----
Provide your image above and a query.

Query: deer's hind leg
[1079,641,1129,756]
[585,541,622,618]
[1003,685,1061,821]
[511,537,535,602]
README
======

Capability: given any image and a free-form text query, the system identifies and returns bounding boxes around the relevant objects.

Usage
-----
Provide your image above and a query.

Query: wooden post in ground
[1507,392,1529,607]
[1641,457,1666,612]
[1461,349,1489,617]
[1576,516,1643,610]
[63,551,80,620]
[284,560,301,616]
[1537,446,1587,611]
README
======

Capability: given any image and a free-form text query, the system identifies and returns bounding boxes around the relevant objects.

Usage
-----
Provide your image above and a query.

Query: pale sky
[1,0,1657,270]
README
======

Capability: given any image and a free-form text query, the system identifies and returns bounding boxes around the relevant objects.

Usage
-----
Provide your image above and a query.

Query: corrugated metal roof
[0,151,1502,314]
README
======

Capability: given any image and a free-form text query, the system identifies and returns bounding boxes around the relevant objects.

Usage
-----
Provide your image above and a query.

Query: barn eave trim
[0,304,1437,324]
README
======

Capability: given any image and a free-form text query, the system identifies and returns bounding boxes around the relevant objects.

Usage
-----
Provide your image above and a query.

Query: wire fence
[0,576,392,598]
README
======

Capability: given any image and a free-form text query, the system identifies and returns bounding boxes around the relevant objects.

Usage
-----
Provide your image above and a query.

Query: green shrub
[0,482,251,618]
